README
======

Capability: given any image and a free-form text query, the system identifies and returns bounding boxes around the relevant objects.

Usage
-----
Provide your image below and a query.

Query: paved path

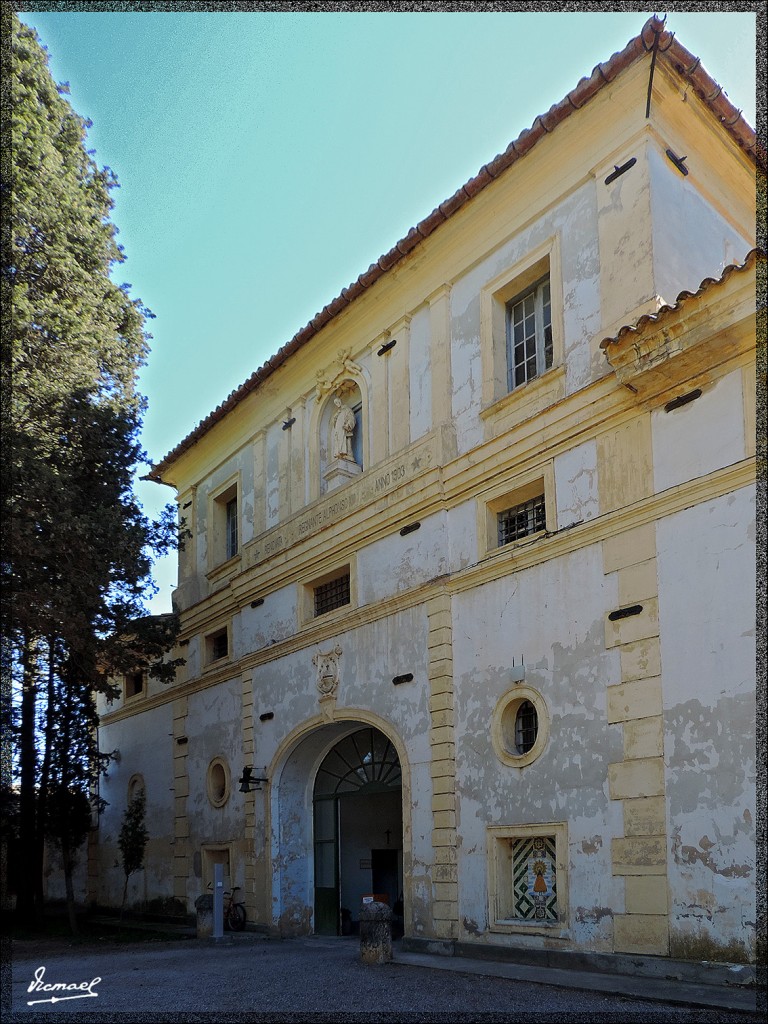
[6,934,761,1021]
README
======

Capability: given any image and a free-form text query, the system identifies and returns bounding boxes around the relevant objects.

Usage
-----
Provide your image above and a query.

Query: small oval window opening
[515,700,538,754]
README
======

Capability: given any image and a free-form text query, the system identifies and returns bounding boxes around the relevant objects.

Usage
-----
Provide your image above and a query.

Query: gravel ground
[5,935,761,1023]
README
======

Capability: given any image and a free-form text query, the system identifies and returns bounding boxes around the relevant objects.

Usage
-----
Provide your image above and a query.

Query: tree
[2,9,181,924]
[118,790,148,918]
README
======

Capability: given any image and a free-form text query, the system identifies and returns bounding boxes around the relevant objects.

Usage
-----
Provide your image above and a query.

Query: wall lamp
[238,765,269,792]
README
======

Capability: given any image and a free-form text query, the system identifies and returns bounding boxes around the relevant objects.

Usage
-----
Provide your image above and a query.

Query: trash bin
[194,893,214,938]
[359,899,392,965]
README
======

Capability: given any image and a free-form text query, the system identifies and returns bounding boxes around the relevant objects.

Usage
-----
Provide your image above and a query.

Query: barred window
[515,700,539,754]
[314,573,351,617]
[507,276,552,390]
[225,497,238,559]
[497,494,546,546]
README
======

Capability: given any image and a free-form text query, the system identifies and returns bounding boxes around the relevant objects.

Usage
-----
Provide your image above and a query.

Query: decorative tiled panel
[511,835,558,920]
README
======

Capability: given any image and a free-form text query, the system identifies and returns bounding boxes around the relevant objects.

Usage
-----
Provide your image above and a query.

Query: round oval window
[207,758,229,807]
[512,699,538,754]
[492,687,549,768]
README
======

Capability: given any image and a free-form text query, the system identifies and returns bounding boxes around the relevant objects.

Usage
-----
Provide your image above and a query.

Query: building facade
[91,19,760,963]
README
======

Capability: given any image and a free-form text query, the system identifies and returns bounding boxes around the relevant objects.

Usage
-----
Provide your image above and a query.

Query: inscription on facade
[249,438,435,564]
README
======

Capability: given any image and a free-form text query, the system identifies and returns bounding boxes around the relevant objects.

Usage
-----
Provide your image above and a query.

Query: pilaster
[252,430,266,536]
[289,400,307,512]
[172,696,190,907]
[241,671,257,922]
[602,521,670,957]
[428,285,452,430]
[389,315,411,454]
[369,332,390,465]
[427,590,458,940]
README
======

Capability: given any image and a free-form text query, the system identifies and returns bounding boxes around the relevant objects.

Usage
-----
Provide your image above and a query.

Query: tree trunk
[17,635,41,918]
[62,841,78,935]
[35,638,56,912]
[121,873,129,921]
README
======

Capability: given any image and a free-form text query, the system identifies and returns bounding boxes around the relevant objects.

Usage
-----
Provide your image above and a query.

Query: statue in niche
[330,397,356,461]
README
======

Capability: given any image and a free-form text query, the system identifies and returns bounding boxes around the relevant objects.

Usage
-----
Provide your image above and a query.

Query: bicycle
[207,883,247,930]
[224,886,247,931]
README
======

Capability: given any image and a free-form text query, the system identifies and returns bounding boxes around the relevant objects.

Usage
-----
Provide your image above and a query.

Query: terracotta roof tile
[150,17,761,481]
[599,249,763,351]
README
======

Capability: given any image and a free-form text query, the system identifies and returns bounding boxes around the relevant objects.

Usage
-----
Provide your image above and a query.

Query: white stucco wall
[96,702,176,911]
[409,303,432,441]
[252,604,434,933]
[356,511,450,606]
[652,370,746,493]
[449,180,602,456]
[239,582,298,653]
[649,144,753,306]
[656,486,756,959]
[554,440,600,530]
[452,543,623,950]
[184,678,246,903]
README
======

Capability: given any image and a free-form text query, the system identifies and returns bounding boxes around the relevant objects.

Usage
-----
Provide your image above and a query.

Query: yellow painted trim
[102,457,755,725]
[487,821,569,937]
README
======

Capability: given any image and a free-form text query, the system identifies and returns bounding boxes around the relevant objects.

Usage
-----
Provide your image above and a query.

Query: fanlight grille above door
[314,728,401,797]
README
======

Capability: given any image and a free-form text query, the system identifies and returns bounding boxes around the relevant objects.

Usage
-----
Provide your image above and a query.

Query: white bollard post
[213,863,224,939]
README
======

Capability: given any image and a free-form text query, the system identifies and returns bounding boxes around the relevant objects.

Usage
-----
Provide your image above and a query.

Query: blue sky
[17,7,759,613]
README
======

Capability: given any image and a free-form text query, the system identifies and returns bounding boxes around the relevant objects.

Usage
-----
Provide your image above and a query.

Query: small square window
[497,494,546,546]
[208,479,240,572]
[124,671,144,699]
[207,628,229,663]
[506,276,552,390]
[314,573,351,617]
[481,470,553,556]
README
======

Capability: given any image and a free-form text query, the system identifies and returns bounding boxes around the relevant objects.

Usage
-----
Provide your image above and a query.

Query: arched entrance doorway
[313,727,403,935]
[269,717,407,938]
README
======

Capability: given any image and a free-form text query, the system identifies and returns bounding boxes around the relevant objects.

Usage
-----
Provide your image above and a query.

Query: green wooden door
[313,795,339,935]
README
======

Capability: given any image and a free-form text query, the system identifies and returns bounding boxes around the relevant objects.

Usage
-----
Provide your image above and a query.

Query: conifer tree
[118,790,148,918]
[2,9,181,921]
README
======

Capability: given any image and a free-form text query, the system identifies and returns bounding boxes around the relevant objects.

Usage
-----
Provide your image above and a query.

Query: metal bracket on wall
[665,149,689,176]
[604,158,637,185]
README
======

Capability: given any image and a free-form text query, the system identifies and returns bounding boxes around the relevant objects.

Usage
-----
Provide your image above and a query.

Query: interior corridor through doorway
[313,726,403,936]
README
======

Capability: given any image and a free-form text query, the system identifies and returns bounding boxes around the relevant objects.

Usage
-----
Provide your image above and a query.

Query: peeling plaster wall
[656,486,756,959]
[252,606,433,932]
[184,678,246,904]
[554,440,600,530]
[357,511,450,606]
[447,498,479,570]
[239,582,298,652]
[266,422,281,527]
[652,370,746,493]
[452,545,624,951]
[96,703,176,910]
[409,304,432,441]
[255,609,432,770]
[649,145,753,306]
[192,445,254,586]
[449,181,601,456]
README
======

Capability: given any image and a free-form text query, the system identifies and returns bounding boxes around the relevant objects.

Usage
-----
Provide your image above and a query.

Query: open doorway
[313,727,403,935]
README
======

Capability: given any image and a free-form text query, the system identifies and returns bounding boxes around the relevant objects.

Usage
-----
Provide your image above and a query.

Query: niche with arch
[319,380,365,494]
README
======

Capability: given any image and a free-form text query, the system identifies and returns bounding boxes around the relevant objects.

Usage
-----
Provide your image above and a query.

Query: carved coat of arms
[313,644,343,699]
